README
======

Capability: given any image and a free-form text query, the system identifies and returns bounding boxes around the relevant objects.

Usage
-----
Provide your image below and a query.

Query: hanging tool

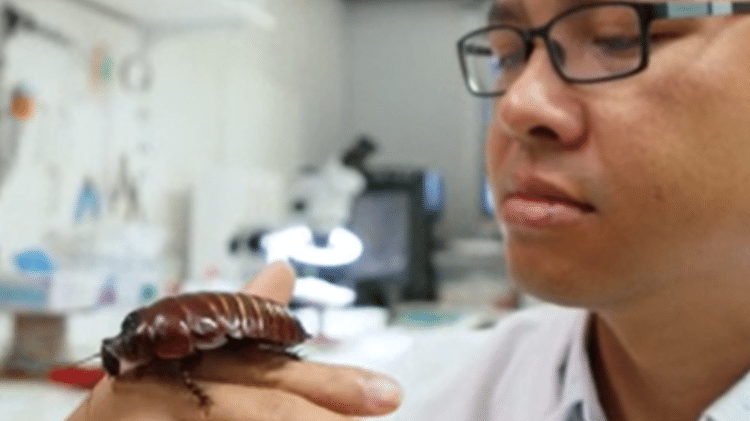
[0,5,74,194]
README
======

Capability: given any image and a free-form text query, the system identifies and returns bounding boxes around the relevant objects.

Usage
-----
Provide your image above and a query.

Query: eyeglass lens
[461,4,646,95]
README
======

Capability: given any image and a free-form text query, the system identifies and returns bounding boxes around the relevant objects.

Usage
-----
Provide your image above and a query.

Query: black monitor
[347,190,410,285]
[345,168,443,304]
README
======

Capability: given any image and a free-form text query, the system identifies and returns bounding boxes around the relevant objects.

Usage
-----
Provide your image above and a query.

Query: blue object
[0,282,47,309]
[74,179,100,223]
[422,169,444,216]
[140,284,157,303]
[396,309,460,327]
[14,249,56,274]
[480,177,495,217]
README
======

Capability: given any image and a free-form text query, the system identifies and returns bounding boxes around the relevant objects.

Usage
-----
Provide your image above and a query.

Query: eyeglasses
[457,1,750,96]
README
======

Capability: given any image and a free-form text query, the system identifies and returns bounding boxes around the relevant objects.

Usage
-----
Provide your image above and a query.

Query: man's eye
[648,32,682,45]
[497,49,525,68]
[593,36,641,52]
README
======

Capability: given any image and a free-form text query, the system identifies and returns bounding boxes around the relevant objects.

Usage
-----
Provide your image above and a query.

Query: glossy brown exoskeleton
[101,292,309,406]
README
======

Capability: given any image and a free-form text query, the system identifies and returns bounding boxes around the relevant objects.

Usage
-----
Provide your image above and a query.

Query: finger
[73,376,180,421]
[243,261,296,304]
[195,350,401,417]
[191,382,359,421]
[103,376,359,421]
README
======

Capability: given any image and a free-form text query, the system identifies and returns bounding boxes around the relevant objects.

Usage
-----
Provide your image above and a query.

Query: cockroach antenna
[69,353,101,366]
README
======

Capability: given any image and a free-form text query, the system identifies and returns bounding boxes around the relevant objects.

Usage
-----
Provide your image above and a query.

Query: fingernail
[359,376,401,411]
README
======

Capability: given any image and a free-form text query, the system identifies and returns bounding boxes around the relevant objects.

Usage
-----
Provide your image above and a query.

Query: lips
[501,177,595,228]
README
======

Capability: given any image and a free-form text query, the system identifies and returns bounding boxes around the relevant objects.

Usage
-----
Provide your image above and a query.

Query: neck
[588,277,750,421]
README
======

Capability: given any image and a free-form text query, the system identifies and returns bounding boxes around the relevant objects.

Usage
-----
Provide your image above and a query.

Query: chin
[507,262,622,310]
[504,238,635,309]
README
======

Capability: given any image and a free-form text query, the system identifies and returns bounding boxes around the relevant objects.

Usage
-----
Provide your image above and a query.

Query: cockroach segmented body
[100,292,309,407]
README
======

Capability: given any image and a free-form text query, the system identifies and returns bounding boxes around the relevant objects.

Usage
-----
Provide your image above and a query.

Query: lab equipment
[347,168,445,304]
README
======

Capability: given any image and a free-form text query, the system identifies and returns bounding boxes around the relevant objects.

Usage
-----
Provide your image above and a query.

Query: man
[429,1,750,420]
[67,1,750,420]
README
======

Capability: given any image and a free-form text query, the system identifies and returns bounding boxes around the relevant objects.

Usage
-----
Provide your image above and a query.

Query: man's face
[485,0,750,307]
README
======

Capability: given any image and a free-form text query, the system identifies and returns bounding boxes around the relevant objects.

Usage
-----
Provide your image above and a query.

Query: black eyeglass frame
[457,1,750,97]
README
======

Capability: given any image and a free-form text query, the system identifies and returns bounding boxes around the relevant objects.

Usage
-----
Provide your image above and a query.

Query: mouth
[501,177,595,228]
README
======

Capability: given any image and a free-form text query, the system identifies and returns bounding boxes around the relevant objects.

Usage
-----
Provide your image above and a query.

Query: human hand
[65,261,402,420]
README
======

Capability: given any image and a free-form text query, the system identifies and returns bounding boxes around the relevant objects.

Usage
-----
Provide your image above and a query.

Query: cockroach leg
[178,356,212,409]
[181,368,212,409]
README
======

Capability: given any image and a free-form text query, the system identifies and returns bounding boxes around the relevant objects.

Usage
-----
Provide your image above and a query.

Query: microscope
[228,139,377,343]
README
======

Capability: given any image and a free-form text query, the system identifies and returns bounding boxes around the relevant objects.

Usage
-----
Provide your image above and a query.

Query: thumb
[242,261,297,305]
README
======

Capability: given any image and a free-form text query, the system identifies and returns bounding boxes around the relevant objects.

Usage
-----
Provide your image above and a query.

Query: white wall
[144,0,348,277]
[146,0,347,188]
[342,0,489,237]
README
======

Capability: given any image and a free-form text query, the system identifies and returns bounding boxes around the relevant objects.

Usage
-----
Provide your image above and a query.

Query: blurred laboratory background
[0,0,533,419]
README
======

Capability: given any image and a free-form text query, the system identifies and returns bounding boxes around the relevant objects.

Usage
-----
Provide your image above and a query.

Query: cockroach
[99,292,310,407]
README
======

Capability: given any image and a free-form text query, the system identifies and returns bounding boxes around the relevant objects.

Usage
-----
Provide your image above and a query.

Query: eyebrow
[487,1,526,24]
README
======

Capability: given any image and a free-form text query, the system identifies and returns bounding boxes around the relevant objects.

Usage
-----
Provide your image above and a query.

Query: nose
[494,39,585,150]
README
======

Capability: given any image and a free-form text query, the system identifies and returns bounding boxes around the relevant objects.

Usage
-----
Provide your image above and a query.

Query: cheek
[591,72,750,276]
[484,120,512,198]
[484,121,509,170]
